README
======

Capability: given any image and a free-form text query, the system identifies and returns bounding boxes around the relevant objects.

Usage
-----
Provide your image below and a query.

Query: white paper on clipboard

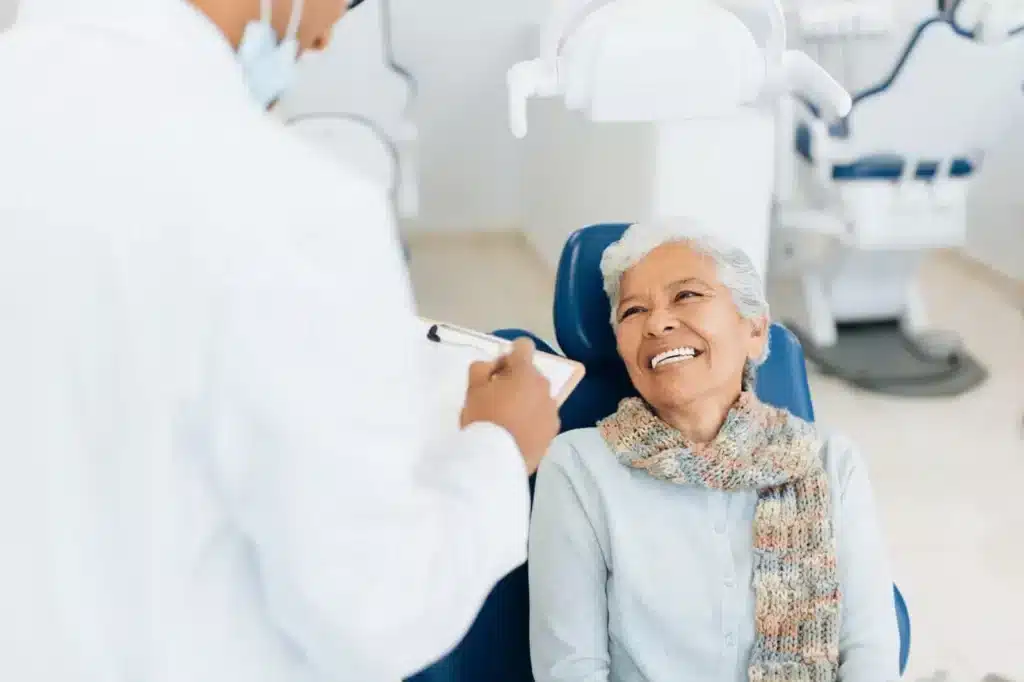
[416,318,584,444]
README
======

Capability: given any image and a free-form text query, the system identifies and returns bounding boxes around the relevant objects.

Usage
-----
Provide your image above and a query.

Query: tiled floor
[406,231,1024,682]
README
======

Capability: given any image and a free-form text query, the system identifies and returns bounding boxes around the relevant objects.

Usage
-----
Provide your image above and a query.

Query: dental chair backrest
[834,12,1024,162]
[509,0,851,137]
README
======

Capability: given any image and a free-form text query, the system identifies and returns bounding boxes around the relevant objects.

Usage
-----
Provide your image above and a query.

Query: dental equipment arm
[509,0,603,139]
[776,51,852,119]
[508,59,560,140]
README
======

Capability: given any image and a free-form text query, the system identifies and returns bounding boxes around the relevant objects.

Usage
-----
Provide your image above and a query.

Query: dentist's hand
[460,338,560,474]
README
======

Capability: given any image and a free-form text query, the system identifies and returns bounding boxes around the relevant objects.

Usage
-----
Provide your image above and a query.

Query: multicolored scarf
[597,392,840,682]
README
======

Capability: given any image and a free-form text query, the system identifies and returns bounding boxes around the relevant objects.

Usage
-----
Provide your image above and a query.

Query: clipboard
[418,318,585,407]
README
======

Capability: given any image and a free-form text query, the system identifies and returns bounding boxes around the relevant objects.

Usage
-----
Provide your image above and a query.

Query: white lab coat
[0,2,530,681]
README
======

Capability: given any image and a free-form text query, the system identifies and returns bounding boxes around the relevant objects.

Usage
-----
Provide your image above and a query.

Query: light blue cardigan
[528,427,900,682]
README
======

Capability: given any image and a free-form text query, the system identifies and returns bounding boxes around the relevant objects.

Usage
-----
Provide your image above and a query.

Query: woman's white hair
[600,219,771,388]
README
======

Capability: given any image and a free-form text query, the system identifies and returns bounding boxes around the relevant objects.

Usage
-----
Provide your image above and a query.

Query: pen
[426,323,512,353]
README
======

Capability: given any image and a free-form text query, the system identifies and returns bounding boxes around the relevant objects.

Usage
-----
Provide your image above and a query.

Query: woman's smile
[647,346,704,370]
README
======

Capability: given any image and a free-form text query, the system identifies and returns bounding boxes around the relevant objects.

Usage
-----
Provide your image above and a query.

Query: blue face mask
[237,0,305,108]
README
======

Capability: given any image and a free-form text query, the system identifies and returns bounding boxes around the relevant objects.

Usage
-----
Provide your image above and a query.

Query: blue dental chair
[408,223,910,681]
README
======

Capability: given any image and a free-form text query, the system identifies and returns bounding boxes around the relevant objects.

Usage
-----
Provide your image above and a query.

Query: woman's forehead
[620,242,719,290]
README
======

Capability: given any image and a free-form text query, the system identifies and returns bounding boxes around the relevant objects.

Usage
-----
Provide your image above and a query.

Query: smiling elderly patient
[528,221,899,682]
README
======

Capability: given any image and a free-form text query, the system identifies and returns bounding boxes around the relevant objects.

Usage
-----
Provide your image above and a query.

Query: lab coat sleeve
[528,440,611,682]
[832,437,901,682]
[206,182,531,680]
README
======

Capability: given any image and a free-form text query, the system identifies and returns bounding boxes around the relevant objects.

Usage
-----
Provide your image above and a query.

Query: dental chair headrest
[554,223,631,366]
[552,223,640,426]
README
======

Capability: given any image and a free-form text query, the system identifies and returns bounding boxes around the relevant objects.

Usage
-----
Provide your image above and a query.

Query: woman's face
[613,242,767,413]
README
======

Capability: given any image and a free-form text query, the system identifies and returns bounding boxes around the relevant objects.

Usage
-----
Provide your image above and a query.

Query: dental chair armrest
[508,59,560,139]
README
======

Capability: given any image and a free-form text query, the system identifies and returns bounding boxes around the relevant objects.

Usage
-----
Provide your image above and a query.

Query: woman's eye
[620,306,644,321]
[675,290,700,302]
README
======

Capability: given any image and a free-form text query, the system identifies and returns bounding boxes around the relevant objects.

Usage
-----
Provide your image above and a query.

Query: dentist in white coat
[0,1,559,680]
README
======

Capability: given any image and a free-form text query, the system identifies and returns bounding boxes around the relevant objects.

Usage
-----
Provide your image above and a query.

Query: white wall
[384,0,546,232]
[966,103,1024,281]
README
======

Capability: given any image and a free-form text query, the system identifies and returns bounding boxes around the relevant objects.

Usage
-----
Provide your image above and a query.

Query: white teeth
[650,347,697,369]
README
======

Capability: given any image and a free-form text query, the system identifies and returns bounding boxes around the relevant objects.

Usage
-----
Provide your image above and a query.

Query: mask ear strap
[261,0,272,24]
[285,0,305,41]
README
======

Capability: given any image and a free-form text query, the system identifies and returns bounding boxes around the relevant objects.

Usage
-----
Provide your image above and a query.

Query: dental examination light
[508,0,851,138]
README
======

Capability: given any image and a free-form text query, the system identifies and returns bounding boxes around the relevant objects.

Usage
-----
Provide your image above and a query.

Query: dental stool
[407,223,910,681]
[772,11,1024,396]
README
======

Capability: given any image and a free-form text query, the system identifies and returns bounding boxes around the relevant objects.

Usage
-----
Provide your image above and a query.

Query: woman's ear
[746,315,770,363]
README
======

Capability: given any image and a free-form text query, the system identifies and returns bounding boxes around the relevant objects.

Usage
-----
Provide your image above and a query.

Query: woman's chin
[647,361,705,385]
[641,377,707,409]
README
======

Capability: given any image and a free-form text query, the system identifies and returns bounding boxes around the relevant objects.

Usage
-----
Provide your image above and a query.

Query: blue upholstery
[794,16,982,181]
[408,224,910,680]
[794,124,977,180]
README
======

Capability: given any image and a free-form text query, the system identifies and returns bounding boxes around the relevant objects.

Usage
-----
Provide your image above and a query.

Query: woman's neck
[655,388,744,444]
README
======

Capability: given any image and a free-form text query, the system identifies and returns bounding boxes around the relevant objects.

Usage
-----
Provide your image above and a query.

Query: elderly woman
[528,222,899,682]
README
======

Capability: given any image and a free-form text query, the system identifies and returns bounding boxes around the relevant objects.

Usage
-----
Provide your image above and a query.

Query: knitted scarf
[597,392,840,682]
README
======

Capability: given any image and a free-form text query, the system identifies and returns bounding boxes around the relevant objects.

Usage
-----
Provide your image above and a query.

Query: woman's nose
[644,309,679,337]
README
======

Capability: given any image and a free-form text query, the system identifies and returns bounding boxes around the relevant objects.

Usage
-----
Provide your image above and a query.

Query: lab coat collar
[17,0,254,109]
